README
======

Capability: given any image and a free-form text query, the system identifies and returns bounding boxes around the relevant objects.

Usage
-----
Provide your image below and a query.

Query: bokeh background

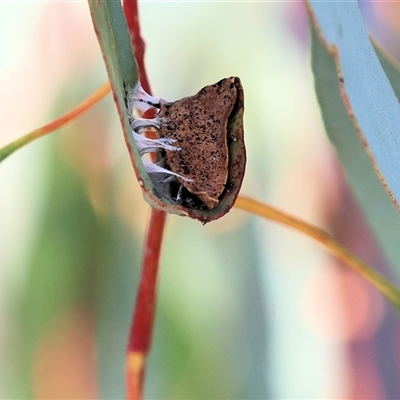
[1,2,400,399]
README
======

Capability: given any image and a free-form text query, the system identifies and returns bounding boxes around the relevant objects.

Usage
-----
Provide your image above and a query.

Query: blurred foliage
[4,77,141,398]
[2,2,400,399]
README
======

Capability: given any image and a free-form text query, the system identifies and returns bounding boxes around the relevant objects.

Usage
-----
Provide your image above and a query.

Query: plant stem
[123,0,152,94]
[123,2,167,399]
[127,209,167,400]
[0,82,110,163]
[235,195,400,311]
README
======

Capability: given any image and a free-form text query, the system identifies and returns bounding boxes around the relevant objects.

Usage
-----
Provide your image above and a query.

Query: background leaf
[309,1,400,279]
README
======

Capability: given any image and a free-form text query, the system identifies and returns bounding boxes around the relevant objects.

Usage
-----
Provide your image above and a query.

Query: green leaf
[87,0,148,191]
[309,1,400,279]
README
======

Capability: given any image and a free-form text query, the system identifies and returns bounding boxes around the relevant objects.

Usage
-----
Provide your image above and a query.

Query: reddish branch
[126,210,167,400]
[123,2,167,400]
[123,1,152,94]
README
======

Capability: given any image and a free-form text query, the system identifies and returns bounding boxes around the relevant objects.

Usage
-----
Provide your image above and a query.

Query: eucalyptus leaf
[87,1,154,198]
[308,1,400,278]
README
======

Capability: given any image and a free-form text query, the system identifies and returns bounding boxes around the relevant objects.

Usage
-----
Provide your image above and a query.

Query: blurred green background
[1,2,400,399]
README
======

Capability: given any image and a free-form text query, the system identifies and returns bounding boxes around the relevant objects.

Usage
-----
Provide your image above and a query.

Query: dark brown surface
[158,78,238,209]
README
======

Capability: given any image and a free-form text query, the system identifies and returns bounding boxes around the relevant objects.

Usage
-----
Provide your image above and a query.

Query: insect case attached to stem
[126,77,246,223]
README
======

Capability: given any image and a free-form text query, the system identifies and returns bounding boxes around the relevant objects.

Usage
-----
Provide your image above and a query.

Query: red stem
[123,0,152,94]
[123,2,167,400]
[126,210,167,400]
[128,210,167,352]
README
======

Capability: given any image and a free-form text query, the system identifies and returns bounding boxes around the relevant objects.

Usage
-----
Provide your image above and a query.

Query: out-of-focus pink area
[0,3,99,145]
[373,2,400,35]
[33,308,98,399]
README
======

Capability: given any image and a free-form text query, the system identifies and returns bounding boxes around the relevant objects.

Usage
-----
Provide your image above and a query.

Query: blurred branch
[0,82,111,163]
[235,195,400,311]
